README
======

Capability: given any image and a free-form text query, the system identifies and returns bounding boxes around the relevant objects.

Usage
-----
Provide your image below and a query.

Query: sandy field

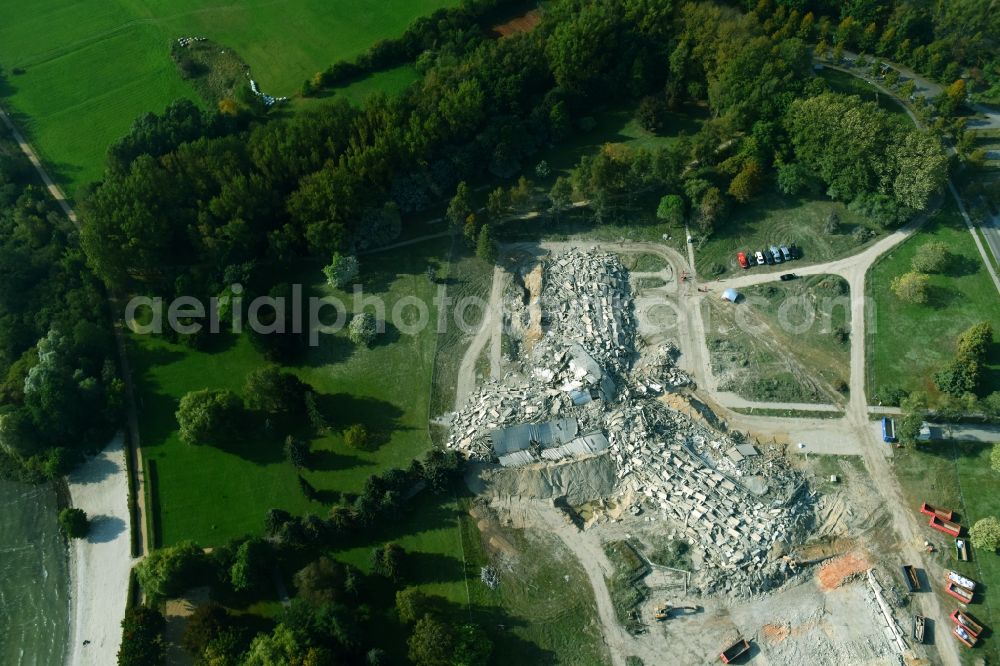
[65,434,131,666]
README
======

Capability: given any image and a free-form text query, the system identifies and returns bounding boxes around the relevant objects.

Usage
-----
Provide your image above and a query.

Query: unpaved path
[526,501,669,666]
[0,105,76,223]
[66,435,133,666]
[454,265,506,409]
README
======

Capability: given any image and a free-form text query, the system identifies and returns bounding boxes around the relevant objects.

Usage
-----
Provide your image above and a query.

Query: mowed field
[867,202,1000,401]
[132,237,448,548]
[0,0,458,194]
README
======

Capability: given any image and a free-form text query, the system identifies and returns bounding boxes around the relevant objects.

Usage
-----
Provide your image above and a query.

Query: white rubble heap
[449,249,812,597]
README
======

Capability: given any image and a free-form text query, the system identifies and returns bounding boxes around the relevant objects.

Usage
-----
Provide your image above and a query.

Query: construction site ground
[447,227,968,665]
[703,275,852,406]
[468,447,918,666]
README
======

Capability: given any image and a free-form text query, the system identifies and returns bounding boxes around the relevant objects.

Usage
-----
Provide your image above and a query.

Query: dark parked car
[763,249,775,265]
[779,273,796,281]
[788,244,800,260]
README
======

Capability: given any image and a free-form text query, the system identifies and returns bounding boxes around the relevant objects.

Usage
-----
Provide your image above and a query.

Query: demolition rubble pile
[448,249,811,596]
[630,341,693,394]
[608,401,812,596]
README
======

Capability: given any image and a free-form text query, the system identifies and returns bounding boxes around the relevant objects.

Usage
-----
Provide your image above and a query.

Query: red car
[737,251,749,269]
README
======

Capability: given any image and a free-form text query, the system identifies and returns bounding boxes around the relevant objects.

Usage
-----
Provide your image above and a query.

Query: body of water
[0,479,69,666]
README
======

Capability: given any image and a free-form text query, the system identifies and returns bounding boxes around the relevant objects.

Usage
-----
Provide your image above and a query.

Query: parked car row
[737,244,798,269]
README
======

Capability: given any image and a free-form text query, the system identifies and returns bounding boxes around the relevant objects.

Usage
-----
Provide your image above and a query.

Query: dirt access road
[454,264,506,409]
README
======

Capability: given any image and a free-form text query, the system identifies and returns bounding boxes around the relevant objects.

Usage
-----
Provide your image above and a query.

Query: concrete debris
[631,342,693,394]
[448,249,812,597]
[481,565,500,590]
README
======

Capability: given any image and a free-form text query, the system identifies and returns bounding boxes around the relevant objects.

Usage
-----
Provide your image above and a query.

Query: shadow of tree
[68,452,121,484]
[316,393,406,434]
[943,254,982,278]
[86,514,127,544]
[308,448,370,472]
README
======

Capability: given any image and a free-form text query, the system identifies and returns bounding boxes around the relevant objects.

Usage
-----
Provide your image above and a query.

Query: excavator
[654,602,701,621]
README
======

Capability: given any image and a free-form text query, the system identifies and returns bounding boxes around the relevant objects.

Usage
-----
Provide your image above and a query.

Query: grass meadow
[694,187,882,277]
[0,0,458,194]
[132,237,449,548]
[867,202,1000,401]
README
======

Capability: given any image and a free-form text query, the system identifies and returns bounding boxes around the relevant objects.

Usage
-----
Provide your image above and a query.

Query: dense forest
[0,131,121,481]
[745,0,1000,104]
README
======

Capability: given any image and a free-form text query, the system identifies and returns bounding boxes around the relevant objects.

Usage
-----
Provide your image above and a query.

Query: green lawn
[133,237,450,547]
[538,104,707,179]
[309,64,422,108]
[894,442,1000,664]
[0,0,458,194]
[461,504,610,665]
[694,188,881,277]
[867,202,1000,401]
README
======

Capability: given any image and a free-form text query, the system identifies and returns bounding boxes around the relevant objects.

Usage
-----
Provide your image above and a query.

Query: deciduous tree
[176,389,243,445]
[348,312,377,347]
[59,507,89,538]
[322,252,359,289]
[970,516,1000,552]
[890,271,929,304]
[244,365,306,414]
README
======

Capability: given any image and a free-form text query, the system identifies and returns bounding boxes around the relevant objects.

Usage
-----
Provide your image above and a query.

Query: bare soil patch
[493,9,542,37]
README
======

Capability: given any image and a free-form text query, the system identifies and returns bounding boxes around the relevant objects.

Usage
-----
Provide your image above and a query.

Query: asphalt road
[983,209,1000,269]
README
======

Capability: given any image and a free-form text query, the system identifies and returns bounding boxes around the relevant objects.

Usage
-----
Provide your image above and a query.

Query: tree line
[81,0,949,313]
[0,127,121,481]
[121,447,470,665]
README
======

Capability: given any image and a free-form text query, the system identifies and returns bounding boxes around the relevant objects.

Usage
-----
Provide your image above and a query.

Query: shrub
[890,271,930,304]
[824,211,841,234]
[348,312,378,347]
[322,253,359,288]
[344,423,370,450]
[176,389,243,446]
[970,516,1000,552]
[911,241,950,273]
[59,507,89,538]
[991,443,1000,474]
[852,226,875,244]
